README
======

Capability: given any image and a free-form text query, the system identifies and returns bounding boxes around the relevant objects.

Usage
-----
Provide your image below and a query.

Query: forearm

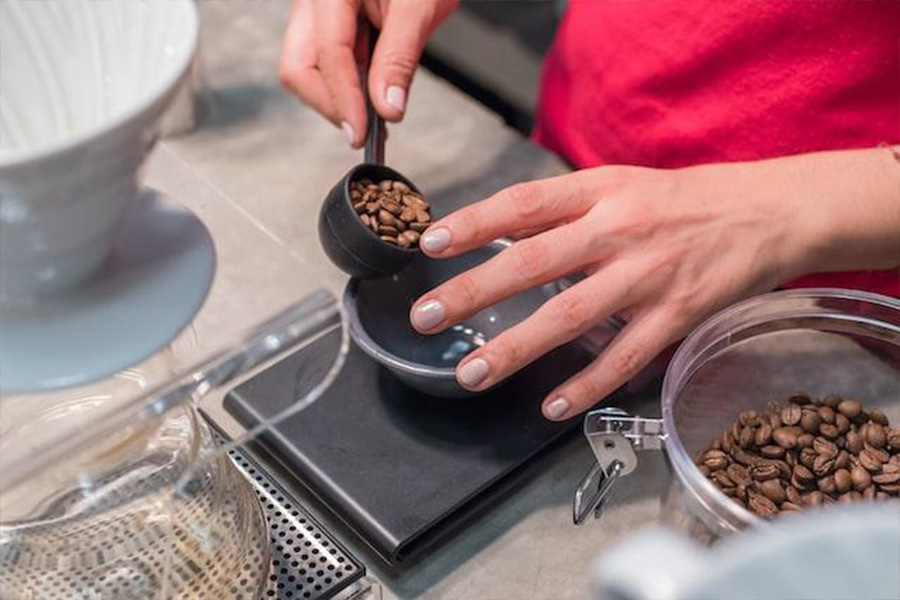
[788,146,900,274]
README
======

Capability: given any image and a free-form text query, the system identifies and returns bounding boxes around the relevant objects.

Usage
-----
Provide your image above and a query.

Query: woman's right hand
[280,0,457,148]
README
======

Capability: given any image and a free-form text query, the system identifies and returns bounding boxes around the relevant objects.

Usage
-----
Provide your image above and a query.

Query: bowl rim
[344,238,563,380]
[0,0,199,169]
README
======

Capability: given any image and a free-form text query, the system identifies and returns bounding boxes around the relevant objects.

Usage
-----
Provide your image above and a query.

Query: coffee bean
[863,486,877,500]
[748,493,778,518]
[834,450,851,470]
[866,423,887,449]
[800,447,818,469]
[834,468,852,493]
[846,430,864,454]
[835,413,850,434]
[869,410,889,427]
[792,464,815,485]
[353,200,367,213]
[380,235,399,244]
[813,455,836,477]
[712,471,735,489]
[851,466,872,491]
[755,424,773,446]
[739,426,755,449]
[822,394,842,408]
[813,437,838,459]
[409,222,429,233]
[785,485,803,505]
[785,451,797,468]
[360,214,371,227]
[761,445,785,459]
[383,201,402,216]
[820,423,840,439]
[769,412,783,429]
[872,472,900,485]
[818,406,836,424]
[804,491,825,507]
[352,178,431,248]
[401,230,420,245]
[773,427,799,449]
[865,445,890,463]
[797,433,815,449]
[782,404,802,426]
[787,392,810,405]
[751,463,780,481]
[727,464,752,487]
[818,475,837,495]
[837,399,862,419]
[879,483,900,495]
[365,202,379,215]
[703,450,729,471]
[859,449,883,473]
[800,411,822,434]
[760,479,786,503]
[781,501,803,512]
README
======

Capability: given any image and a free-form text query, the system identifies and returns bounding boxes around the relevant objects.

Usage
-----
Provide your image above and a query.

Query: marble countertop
[149,2,670,599]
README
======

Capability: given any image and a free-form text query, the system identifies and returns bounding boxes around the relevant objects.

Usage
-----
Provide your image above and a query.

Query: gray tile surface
[152,2,670,598]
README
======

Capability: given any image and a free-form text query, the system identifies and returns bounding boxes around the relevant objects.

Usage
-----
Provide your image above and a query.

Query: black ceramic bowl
[319,164,420,279]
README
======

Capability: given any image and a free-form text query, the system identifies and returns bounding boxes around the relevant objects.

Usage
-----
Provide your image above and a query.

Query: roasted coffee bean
[769,412,783,429]
[869,410,889,427]
[787,392,810,405]
[760,445,785,459]
[835,413,850,435]
[703,450,729,471]
[383,201,402,216]
[785,485,803,505]
[401,230,420,245]
[818,475,837,495]
[822,394,842,408]
[781,404,802,426]
[760,479,786,503]
[352,178,431,248]
[834,468,852,493]
[751,463,780,481]
[846,430,864,454]
[377,209,397,227]
[380,235,399,244]
[804,491,825,507]
[797,433,815,449]
[748,493,778,518]
[813,455,836,477]
[712,471,735,489]
[859,449,883,473]
[834,450,850,470]
[785,452,797,468]
[879,484,900,495]
[360,214,372,227]
[792,464,815,485]
[378,225,399,236]
[781,501,803,512]
[739,426,755,449]
[872,472,900,485]
[800,447,818,469]
[837,399,862,419]
[851,466,872,491]
[409,222,429,233]
[886,428,900,450]
[353,200,367,213]
[813,437,838,459]
[727,464,752,487]
[734,449,760,467]
[800,411,822,434]
[820,423,840,439]
[365,202,379,215]
[773,427,799,449]
[838,491,861,505]
[720,432,734,454]
[818,406,836,424]
[863,486,877,500]
[866,423,887,449]
[755,424,773,446]
[865,445,890,464]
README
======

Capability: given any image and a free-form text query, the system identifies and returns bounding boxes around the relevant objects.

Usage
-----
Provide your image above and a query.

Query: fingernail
[544,397,570,421]
[421,227,451,254]
[385,85,406,113]
[412,300,445,331]
[458,357,489,388]
[341,121,355,146]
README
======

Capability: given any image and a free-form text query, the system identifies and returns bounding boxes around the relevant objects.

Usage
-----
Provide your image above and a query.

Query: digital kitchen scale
[224,328,599,565]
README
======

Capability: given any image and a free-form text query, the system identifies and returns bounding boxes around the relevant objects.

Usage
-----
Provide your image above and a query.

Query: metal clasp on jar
[573,408,666,525]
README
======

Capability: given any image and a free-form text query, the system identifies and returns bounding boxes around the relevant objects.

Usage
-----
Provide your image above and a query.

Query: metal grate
[223,440,367,600]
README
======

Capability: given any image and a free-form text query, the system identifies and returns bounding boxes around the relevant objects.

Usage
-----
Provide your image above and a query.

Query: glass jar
[576,289,900,541]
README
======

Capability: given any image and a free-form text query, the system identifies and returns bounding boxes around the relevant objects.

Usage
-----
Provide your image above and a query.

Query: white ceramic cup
[0,0,199,297]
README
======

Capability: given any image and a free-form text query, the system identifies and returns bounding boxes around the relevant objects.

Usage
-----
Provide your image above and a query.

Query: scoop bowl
[343,239,558,398]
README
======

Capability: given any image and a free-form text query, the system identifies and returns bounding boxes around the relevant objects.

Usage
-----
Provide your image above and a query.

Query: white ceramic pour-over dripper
[0,0,198,296]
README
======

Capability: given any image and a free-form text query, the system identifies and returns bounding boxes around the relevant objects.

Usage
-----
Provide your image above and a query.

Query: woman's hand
[279,0,457,147]
[409,159,834,421]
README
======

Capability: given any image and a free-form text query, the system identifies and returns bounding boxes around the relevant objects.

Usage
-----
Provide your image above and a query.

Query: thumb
[368,0,442,121]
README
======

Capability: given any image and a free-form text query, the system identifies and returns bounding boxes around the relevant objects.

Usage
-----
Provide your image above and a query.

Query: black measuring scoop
[318,24,422,279]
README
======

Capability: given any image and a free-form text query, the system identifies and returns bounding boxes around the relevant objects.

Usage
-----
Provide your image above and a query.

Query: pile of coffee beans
[350,179,431,249]
[696,393,900,519]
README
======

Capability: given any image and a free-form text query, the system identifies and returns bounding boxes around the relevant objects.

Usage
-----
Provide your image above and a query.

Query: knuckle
[571,374,603,406]
[505,183,544,221]
[511,239,551,282]
[609,341,651,380]
[489,333,521,373]
[549,292,593,335]
[379,51,419,79]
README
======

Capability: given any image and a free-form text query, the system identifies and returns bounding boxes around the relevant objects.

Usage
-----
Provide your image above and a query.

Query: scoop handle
[361,21,385,165]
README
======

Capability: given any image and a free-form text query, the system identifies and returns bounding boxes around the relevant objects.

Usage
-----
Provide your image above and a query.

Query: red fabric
[534,0,900,297]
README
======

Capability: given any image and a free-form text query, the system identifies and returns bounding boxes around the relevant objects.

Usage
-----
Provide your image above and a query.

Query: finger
[541,308,688,421]
[314,0,367,147]
[419,173,599,258]
[410,220,604,334]
[367,0,433,121]
[450,262,638,392]
[279,1,341,124]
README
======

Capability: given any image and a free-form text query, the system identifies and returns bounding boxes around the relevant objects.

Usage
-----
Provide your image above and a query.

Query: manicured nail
[385,85,406,113]
[341,121,355,146]
[421,227,451,254]
[412,300,445,331]
[458,358,489,388]
[544,397,570,420]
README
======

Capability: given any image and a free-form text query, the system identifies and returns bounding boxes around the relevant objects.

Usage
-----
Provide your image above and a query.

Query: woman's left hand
[409,161,817,421]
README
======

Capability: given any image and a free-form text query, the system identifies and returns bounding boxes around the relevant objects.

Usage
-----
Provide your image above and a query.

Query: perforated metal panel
[224,442,367,600]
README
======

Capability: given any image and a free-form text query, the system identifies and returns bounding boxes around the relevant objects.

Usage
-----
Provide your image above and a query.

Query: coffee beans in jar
[695,393,900,519]
[350,178,431,249]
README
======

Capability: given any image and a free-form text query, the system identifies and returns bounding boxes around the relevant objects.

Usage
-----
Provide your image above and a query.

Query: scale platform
[223,328,596,564]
